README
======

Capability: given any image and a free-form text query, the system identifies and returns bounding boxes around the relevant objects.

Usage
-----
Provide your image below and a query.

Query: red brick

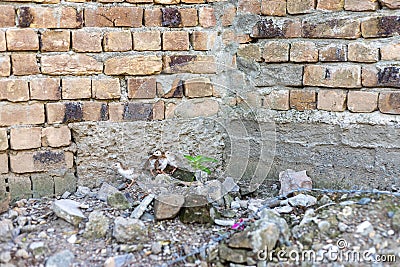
[344,0,379,11]
[379,92,400,114]
[163,31,189,51]
[72,30,102,53]
[191,31,216,51]
[30,78,61,101]
[0,80,29,102]
[0,56,10,77]
[261,0,287,16]
[85,7,143,27]
[181,8,198,27]
[222,5,236,26]
[0,5,15,27]
[199,7,216,28]
[92,78,121,99]
[105,55,162,75]
[0,129,7,151]
[287,0,315,14]
[133,31,161,51]
[11,54,40,76]
[0,103,44,126]
[83,102,108,121]
[163,55,216,74]
[0,31,5,52]
[317,89,347,112]
[155,0,180,4]
[290,90,317,111]
[317,0,344,11]
[303,18,361,39]
[263,41,289,62]
[362,66,400,88]
[18,6,82,29]
[103,31,132,52]
[319,44,347,62]
[0,153,7,174]
[304,65,361,88]
[46,103,65,124]
[10,127,42,150]
[381,43,400,60]
[41,30,70,52]
[144,8,162,27]
[42,126,71,147]
[252,18,302,38]
[290,41,318,62]
[347,91,378,113]
[62,78,92,100]
[109,102,154,122]
[238,0,261,14]
[348,42,378,63]
[41,54,103,75]
[127,77,157,99]
[153,101,165,120]
[361,16,400,38]
[6,29,39,51]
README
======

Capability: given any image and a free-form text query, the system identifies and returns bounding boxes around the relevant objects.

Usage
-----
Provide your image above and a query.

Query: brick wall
[0,0,400,200]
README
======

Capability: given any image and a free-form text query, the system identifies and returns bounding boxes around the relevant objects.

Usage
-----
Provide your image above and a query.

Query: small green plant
[184,155,218,175]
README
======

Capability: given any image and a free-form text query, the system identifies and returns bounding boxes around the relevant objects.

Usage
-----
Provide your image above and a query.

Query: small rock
[248,199,264,212]
[61,191,71,199]
[288,194,317,207]
[222,177,240,193]
[318,195,333,205]
[179,195,213,224]
[387,211,395,218]
[194,170,208,184]
[8,210,18,219]
[221,209,236,218]
[29,241,47,256]
[52,199,86,226]
[151,242,162,255]
[197,180,224,205]
[15,249,29,259]
[357,198,371,205]
[300,209,317,226]
[356,221,374,235]
[113,217,148,243]
[96,183,119,202]
[104,254,133,267]
[45,250,75,267]
[0,251,11,263]
[230,201,241,210]
[84,211,110,239]
[130,194,155,219]
[75,186,90,198]
[0,219,13,242]
[38,231,48,239]
[338,222,348,232]
[107,192,131,210]
[259,209,290,246]
[218,243,247,263]
[79,203,89,209]
[318,220,331,233]
[279,169,312,196]
[154,194,184,220]
[67,234,77,244]
[214,219,235,226]
[17,216,28,227]
[388,229,395,235]
[274,205,293,214]
[140,213,155,222]
[339,200,356,206]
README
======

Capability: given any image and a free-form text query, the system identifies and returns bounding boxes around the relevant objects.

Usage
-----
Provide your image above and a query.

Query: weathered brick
[109,102,154,122]
[0,80,29,102]
[105,55,162,75]
[362,66,400,88]
[0,5,15,27]
[290,90,317,110]
[255,65,303,86]
[0,129,7,151]
[163,55,216,74]
[238,0,261,14]
[153,101,165,120]
[31,174,54,198]
[290,41,318,62]
[379,92,400,114]
[162,8,181,27]
[42,126,71,147]
[92,78,121,99]
[46,103,64,124]
[348,43,378,62]
[319,44,347,62]
[222,4,236,26]
[163,79,184,98]
[10,127,42,150]
[252,18,302,38]
[41,54,103,75]
[133,31,161,51]
[165,102,177,119]
[237,44,262,61]
[11,54,40,76]
[317,0,344,11]
[127,77,157,99]
[180,8,198,27]
[41,30,70,52]
[191,31,216,51]
[72,30,102,53]
[83,102,108,121]
[0,153,7,174]
[10,150,73,173]
[62,78,92,100]
[266,90,290,110]
[85,7,143,27]
[155,0,180,3]
[344,0,379,11]
[184,77,213,98]
[126,0,152,3]
[18,6,82,28]
[163,31,189,51]
[317,90,347,112]
[103,31,132,52]
[304,65,361,88]
[0,103,44,126]
[347,91,378,113]
[361,16,400,38]
[0,31,6,52]
[109,103,124,122]
[199,7,216,28]
[30,78,60,101]
[263,41,289,62]
[287,0,315,14]
[144,8,162,27]
[379,0,400,9]
[8,174,31,201]
[0,56,10,77]
[6,29,39,51]
[181,0,204,3]
[261,0,287,16]
[303,18,361,39]
[54,172,76,196]
[174,99,219,118]
[381,43,400,60]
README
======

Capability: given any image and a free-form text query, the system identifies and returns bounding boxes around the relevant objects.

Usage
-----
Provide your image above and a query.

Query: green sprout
[183,155,218,175]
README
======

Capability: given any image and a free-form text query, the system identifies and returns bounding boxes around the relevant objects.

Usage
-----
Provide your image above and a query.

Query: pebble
[38,231,48,239]
[214,219,235,227]
[130,194,155,219]
[388,230,395,236]
[29,241,47,256]
[288,194,317,207]
[15,249,29,259]
[104,254,134,267]
[230,201,241,210]
[318,220,331,233]
[357,198,371,205]
[338,222,349,232]
[0,219,14,242]
[0,251,11,263]
[45,250,75,267]
[274,205,293,214]
[8,210,18,219]
[67,234,77,244]
[356,221,374,235]
[52,199,86,226]
[61,191,71,199]
[387,211,395,218]
[75,186,91,198]
[151,242,162,255]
